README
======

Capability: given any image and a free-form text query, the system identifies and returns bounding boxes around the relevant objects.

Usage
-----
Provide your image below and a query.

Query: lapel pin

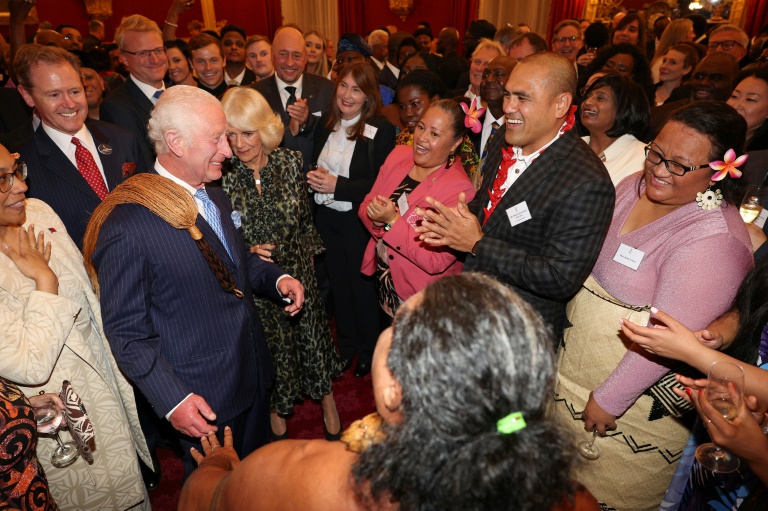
[98,144,113,155]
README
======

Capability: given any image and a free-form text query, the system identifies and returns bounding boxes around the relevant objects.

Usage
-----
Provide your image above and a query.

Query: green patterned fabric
[222,149,343,415]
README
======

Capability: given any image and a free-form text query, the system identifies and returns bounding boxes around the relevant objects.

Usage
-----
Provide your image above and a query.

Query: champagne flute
[33,396,79,468]
[578,430,600,460]
[694,361,744,473]
[739,185,768,224]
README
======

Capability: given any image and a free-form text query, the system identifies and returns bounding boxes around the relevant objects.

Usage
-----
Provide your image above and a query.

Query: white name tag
[397,193,409,216]
[506,201,532,227]
[312,111,322,117]
[613,243,645,270]
[755,208,768,229]
[363,124,378,139]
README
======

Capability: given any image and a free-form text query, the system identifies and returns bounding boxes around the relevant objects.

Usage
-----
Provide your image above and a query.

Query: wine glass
[694,361,744,473]
[739,185,768,224]
[33,396,79,468]
[578,430,600,460]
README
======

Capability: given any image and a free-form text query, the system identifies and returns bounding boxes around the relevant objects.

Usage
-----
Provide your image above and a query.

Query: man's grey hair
[368,29,389,47]
[709,24,748,49]
[147,85,223,155]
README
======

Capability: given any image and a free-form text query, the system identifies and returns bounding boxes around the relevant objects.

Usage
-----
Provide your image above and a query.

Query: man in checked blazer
[252,26,335,172]
[417,52,615,342]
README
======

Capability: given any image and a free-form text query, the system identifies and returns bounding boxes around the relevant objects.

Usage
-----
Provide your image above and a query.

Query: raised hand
[1,225,58,293]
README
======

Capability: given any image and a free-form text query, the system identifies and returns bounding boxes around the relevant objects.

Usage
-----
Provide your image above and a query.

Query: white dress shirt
[43,123,108,187]
[315,115,360,212]
[275,74,304,111]
[130,74,165,104]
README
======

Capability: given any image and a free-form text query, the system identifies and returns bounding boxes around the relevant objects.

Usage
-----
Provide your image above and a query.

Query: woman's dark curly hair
[661,101,748,205]
[396,68,447,99]
[581,43,654,102]
[351,273,575,511]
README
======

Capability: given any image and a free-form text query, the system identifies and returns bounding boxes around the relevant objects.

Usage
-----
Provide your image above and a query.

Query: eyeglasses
[121,47,165,59]
[0,161,28,193]
[64,34,84,42]
[553,36,581,45]
[707,40,743,51]
[644,145,710,176]
[757,56,768,64]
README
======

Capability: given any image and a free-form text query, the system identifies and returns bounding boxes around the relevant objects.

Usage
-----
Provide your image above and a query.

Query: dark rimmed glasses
[0,160,27,193]
[644,146,710,176]
[121,47,165,59]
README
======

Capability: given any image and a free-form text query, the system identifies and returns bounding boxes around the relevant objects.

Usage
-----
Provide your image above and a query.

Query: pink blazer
[359,145,476,301]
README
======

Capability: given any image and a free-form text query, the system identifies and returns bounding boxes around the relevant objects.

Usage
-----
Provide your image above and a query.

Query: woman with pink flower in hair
[551,101,754,511]
[359,99,475,318]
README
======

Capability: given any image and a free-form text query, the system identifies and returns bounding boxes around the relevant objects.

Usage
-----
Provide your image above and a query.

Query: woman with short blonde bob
[220,87,343,440]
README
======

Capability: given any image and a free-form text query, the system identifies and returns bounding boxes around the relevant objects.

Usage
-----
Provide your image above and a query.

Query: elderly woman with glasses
[551,102,754,511]
[0,142,151,510]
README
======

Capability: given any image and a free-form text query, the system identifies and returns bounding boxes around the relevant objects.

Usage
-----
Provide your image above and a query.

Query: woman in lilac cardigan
[359,100,475,317]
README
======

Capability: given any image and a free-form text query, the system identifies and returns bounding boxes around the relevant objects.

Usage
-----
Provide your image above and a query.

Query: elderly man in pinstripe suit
[417,52,614,343]
[90,86,305,478]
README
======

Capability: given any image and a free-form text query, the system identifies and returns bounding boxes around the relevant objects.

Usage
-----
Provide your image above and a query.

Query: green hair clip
[497,411,526,434]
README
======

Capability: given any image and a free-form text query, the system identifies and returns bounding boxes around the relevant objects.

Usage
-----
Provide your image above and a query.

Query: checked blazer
[465,125,615,340]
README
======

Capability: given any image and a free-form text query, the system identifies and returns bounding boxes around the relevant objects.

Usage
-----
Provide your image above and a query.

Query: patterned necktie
[227,79,239,86]
[285,85,297,108]
[71,137,109,200]
[482,146,516,225]
[481,121,500,161]
[195,187,233,259]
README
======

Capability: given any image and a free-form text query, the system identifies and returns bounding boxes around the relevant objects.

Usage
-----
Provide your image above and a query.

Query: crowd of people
[1,0,768,510]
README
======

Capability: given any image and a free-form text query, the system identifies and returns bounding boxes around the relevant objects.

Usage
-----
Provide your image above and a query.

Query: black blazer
[252,73,335,172]
[19,119,148,248]
[311,115,396,209]
[466,127,615,340]
[99,77,155,169]
[0,87,32,137]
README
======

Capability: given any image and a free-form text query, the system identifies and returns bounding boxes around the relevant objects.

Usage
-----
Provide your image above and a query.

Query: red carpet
[148,367,376,510]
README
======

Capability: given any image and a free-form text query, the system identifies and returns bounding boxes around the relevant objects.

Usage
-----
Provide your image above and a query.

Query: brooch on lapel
[231,210,242,229]
[48,227,57,233]
[98,144,113,155]
[121,162,137,178]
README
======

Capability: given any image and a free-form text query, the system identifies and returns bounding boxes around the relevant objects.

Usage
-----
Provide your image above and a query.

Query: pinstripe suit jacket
[91,181,282,424]
[466,126,615,339]
[19,119,147,249]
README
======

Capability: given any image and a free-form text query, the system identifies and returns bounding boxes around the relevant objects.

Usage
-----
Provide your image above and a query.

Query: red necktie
[72,137,108,200]
[482,146,516,225]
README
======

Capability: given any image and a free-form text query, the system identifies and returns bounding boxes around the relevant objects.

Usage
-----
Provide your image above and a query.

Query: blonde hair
[304,29,329,77]
[115,15,162,50]
[471,38,505,59]
[220,87,284,155]
[651,19,693,68]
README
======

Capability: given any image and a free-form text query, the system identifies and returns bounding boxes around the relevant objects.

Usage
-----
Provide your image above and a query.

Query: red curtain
[265,0,283,38]
[338,0,365,35]
[744,0,768,38]
[451,0,480,34]
[546,0,587,42]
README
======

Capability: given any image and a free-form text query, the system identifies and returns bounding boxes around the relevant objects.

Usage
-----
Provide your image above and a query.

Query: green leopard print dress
[222,149,344,416]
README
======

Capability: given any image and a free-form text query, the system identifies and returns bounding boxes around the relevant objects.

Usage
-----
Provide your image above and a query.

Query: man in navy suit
[15,44,147,249]
[252,26,335,171]
[100,15,168,169]
[90,86,305,477]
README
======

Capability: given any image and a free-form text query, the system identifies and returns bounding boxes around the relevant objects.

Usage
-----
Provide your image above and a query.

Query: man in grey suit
[417,52,615,342]
[100,15,168,169]
[252,26,334,171]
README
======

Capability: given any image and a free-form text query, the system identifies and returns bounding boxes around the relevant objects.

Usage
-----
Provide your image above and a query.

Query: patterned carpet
[148,365,376,510]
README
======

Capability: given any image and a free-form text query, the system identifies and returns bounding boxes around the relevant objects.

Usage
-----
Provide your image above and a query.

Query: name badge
[312,111,322,117]
[397,193,409,216]
[506,201,532,227]
[613,243,645,270]
[755,208,768,229]
[363,124,378,139]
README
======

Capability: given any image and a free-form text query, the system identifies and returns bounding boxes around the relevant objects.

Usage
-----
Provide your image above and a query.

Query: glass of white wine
[694,361,744,473]
[739,185,768,224]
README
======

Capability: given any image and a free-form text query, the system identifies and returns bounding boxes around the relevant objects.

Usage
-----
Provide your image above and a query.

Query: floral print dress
[222,149,344,416]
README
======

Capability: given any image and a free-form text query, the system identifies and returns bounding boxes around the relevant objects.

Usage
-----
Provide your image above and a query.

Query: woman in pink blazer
[359,100,476,316]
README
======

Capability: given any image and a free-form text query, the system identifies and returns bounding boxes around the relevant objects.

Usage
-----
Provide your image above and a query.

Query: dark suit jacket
[99,77,156,169]
[438,51,470,90]
[91,182,282,424]
[375,62,398,90]
[253,73,335,172]
[0,87,32,137]
[19,119,147,248]
[312,115,396,209]
[238,68,257,87]
[465,127,615,340]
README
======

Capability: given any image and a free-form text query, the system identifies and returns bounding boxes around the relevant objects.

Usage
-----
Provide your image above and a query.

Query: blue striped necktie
[195,187,233,259]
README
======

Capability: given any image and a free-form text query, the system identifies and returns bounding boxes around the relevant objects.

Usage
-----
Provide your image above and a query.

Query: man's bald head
[520,51,576,99]
[272,27,307,84]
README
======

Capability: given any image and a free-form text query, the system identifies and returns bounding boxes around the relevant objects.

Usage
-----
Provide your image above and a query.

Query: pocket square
[122,162,137,178]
